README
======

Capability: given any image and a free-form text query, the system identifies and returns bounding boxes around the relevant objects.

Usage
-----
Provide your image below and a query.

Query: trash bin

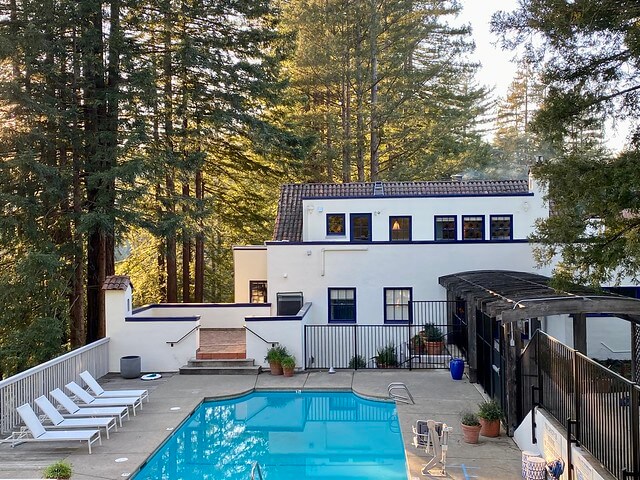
[449,358,464,380]
[120,355,141,379]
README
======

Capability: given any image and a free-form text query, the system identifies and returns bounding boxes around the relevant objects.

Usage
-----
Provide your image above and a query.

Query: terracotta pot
[460,423,481,444]
[282,366,294,377]
[479,418,501,437]
[269,361,283,375]
[426,341,443,355]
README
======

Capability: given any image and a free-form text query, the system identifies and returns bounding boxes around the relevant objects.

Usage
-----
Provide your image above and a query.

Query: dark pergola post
[633,323,640,383]
[466,293,478,383]
[503,319,523,436]
[571,313,587,355]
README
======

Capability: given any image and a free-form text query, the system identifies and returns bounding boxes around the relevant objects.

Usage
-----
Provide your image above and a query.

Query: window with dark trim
[328,288,356,323]
[326,214,346,236]
[389,216,411,241]
[249,281,268,303]
[384,288,412,323]
[462,215,484,240]
[490,215,513,240]
[350,213,372,242]
[435,216,456,241]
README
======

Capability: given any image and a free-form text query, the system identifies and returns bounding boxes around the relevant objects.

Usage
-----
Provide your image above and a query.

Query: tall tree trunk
[369,0,379,181]
[182,183,191,302]
[355,24,365,182]
[194,170,204,302]
[341,48,351,183]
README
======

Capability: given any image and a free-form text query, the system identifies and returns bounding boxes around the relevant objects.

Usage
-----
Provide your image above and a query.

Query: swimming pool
[132,391,407,480]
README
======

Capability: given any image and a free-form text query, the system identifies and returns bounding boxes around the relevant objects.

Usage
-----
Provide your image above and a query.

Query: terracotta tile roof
[102,275,132,291]
[273,180,530,242]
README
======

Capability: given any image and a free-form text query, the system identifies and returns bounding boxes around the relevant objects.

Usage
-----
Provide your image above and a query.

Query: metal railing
[0,338,110,434]
[388,382,415,404]
[166,325,200,346]
[519,331,640,480]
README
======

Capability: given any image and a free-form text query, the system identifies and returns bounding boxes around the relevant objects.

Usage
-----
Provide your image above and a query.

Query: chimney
[451,174,463,182]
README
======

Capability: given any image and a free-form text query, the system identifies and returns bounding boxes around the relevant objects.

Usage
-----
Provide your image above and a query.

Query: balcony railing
[0,338,109,434]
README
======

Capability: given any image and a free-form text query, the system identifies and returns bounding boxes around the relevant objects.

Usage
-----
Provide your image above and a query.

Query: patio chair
[80,370,149,403]
[1,404,102,454]
[50,388,129,427]
[65,381,141,416]
[420,420,452,477]
[35,395,117,439]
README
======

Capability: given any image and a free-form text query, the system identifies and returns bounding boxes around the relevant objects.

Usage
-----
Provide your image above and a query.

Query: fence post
[353,325,358,370]
[572,350,581,443]
[630,384,640,478]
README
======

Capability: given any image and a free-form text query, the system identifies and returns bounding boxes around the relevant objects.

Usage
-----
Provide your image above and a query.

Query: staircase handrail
[245,326,279,347]
[166,325,200,347]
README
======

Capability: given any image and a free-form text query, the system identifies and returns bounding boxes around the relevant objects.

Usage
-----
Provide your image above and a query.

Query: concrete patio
[0,370,522,480]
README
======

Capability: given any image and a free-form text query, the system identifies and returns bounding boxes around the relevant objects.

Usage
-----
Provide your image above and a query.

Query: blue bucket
[449,358,464,380]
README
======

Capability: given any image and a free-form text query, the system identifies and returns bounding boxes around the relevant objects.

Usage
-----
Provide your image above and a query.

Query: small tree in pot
[460,411,481,444]
[375,343,398,368]
[265,345,288,375]
[477,399,503,437]
[281,355,296,377]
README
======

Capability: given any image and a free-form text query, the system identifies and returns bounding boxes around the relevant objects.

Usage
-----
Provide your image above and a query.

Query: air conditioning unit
[277,292,303,316]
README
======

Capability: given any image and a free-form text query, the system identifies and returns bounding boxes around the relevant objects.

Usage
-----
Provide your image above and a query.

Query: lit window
[490,215,512,240]
[462,216,484,240]
[435,216,456,241]
[328,288,356,323]
[249,281,267,303]
[326,214,346,236]
[384,288,412,323]
[390,216,411,241]
[350,214,372,242]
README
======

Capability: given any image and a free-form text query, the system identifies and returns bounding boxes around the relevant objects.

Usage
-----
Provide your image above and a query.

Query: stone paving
[0,370,522,480]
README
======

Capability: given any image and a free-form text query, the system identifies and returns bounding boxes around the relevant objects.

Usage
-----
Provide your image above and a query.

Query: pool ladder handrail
[251,461,264,480]
[388,382,415,404]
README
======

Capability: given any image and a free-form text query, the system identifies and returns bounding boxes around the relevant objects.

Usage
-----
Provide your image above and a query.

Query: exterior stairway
[179,327,261,375]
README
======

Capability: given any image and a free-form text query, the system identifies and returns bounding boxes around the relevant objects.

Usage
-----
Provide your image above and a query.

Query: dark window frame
[249,280,268,304]
[389,216,412,242]
[490,214,513,241]
[326,213,346,236]
[383,287,413,324]
[434,215,457,241]
[462,215,485,241]
[350,213,372,242]
[328,288,357,323]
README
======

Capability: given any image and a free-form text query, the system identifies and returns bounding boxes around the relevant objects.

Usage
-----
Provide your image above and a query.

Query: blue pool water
[132,391,407,480]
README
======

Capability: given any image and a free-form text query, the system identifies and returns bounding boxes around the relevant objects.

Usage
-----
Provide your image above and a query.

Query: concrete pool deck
[0,370,523,480]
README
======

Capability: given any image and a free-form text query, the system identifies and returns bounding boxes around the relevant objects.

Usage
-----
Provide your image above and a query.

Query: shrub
[375,343,398,367]
[477,400,503,421]
[348,354,367,369]
[43,460,72,479]
[281,355,296,369]
[265,345,288,363]
[422,323,443,342]
[460,410,480,426]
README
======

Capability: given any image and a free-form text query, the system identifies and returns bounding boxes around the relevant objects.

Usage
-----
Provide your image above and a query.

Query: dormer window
[326,214,346,236]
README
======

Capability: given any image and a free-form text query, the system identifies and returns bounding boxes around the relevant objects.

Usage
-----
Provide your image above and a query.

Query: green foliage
[422,324,443,342]
[280,355,296,369]
[460,410,480,426]
[477,400,503,421]
[375,343,398,368]
[265,345,289,363]
[43,460,72,479]
[348,354,367,369]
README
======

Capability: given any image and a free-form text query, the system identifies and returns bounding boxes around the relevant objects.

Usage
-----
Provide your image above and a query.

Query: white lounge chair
[66,382,142,415]
[420,420,452,476]
[80,370,149,403]
[50,388,129,427]
[1,404,102,454]
[35,395,117,439]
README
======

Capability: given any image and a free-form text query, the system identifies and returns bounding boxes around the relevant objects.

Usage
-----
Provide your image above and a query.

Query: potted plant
[375,343,398,368]
[265,345,288,375]
[411,331,427,354]
[423,323,444,355]
[460,411,481,444]
[281,355,296,377]
[348,354,367,369]
[477,399,503,437]
[43,460,72,479]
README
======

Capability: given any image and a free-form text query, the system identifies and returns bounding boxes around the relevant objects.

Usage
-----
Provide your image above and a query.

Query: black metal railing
[519,331,640,480]
[304,301,467,370]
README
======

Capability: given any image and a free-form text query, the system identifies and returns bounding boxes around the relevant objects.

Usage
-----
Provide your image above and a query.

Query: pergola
[439,270,640,432]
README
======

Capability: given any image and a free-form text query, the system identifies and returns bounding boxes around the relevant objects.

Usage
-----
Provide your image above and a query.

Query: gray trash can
[120,355,141,379]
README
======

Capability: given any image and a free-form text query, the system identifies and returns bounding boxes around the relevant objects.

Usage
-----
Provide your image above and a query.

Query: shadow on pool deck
[0,370,522,480]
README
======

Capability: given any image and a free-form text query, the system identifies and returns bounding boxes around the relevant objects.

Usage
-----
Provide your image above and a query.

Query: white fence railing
[0,338,110,434]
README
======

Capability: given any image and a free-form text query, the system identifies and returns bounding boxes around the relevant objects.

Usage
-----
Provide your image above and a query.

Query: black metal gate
[304,300,467,369]
[475,311,507,411]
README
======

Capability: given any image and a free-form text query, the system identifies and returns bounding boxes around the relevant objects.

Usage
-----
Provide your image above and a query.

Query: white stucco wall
[130,304,271,329]
[246,317,306,369]
[233,246,267,303]
[541,315,573,347]
[586,316,632,360]
[514,408,615,480]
